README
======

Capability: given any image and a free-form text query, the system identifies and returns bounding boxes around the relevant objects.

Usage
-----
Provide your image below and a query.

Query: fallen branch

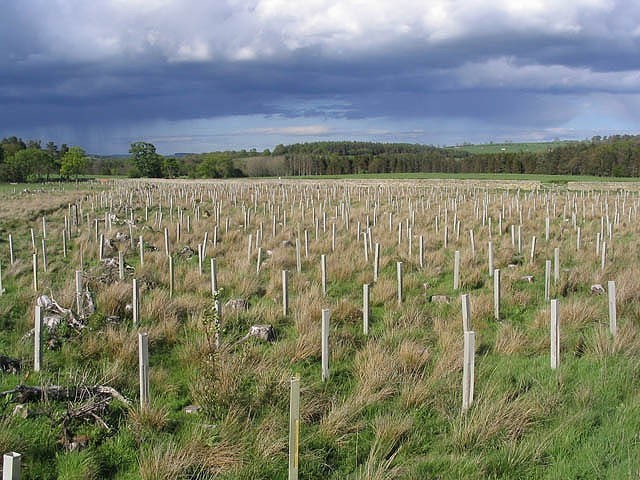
[232,325,276,348]
[0,385,130,405]
[0,354,20,374]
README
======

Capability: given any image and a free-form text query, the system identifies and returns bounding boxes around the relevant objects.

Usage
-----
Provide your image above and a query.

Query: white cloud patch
[3,0,630,65]
[249,125,333,136]
[453,57,640,92]
[2,0,640,153]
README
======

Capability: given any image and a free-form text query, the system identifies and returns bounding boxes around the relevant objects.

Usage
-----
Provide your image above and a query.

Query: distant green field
[289,172,640,184]
[447,141,578,154]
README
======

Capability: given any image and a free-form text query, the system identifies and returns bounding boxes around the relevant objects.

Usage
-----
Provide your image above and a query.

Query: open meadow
[1,177,640,479]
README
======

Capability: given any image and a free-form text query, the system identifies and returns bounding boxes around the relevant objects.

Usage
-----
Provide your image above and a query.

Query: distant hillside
[274,136,640,177]
[448,141,579,155]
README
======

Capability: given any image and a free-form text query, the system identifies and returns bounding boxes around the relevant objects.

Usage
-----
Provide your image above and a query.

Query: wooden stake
[99,233,104,261]
[462,330,475,412]
[373,243,380,282]
[396,261,403,304]
[363,284,370,335]
[75,270,83,314]
[32,253,38,292]
[321,309,330,381]
[493,269,501,320]
[550,299,559,370]
[34,305,42,372]
[608,280,617,337]
[530,236,536,264]
[282,270,289,316]
[544,260,551,301]
[3,452,21,480]
[469,229,475,258]
[118,251,125,281]
[288,376,300,480]
[139,236,144,266]
[210,258,218,295]
[168,256,174,299]
[8,234,14,265]
[453,250,460,290]
[461,293,471,332]
[138,332,149,408]
[321,254,327,296]
[133,278,140,326]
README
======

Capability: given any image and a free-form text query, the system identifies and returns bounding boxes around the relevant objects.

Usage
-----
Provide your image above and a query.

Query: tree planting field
[0,178,639,479]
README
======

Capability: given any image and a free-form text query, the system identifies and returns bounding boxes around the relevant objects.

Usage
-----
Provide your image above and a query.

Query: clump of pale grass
[254,411,288,459]
[355,413,412,480]
[141,289,178,323]
[320,343,398,441]
[129,402,170,437]
[96,281,131,317]
[178,268,209,295]
[354,343,398,395]
[494,322,528,355]
[430,315,462,381]
[614,265,640,305]
[586,323,640,358]
[289,286,323,361]
[371,277,396,305]
[138,439,196,480]
[450,383,549,451]
[397,339,431,376]
[319,388,395,443]
[558,297,601,328]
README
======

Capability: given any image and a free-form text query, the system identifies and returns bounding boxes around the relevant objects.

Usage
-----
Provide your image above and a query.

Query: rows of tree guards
[2,135,640,182]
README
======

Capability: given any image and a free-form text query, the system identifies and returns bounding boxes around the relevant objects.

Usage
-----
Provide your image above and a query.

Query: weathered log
[225,298,249,312]
[234,325,276,347]
[430,295,450,304]
[0,385,130,405]
[0,354,20,373]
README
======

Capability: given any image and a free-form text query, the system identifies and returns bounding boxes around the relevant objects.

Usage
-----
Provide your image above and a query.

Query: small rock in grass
[183,405,201,415]
[520,275,534,283]
[12,404,29,418]
[248,325,276,342]
[0,354,20,374]
[430,295,450,304]
[225,298,249,312]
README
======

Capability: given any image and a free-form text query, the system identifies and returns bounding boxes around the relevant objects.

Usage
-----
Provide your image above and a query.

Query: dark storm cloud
[1,0,640,151]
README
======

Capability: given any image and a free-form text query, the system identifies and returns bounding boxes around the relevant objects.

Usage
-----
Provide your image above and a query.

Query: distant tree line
[3,135,640,182]
[0,137,87,182]
[275,136,640,177]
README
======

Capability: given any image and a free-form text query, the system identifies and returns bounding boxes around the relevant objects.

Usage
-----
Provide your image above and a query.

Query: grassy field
[0,178,639,479]
[290,171,640,184]
[447,141,578,155]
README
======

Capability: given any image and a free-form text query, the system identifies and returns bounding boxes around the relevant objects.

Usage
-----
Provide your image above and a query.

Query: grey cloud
[1,0,640,151]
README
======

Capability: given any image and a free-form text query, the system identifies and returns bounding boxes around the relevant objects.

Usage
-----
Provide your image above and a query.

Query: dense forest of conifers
[2,134,640,181]
[276,136,640,177]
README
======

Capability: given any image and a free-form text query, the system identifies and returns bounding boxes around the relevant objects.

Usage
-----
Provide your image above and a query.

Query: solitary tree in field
[60,146,88,180]
[129,142,162,177]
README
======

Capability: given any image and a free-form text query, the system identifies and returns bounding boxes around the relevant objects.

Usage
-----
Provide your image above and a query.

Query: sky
[1,0,640,155]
